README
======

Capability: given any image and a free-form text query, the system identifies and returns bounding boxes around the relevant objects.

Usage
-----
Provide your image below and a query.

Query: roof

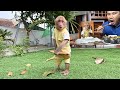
[0,18,18,28]
[0,18,48,31]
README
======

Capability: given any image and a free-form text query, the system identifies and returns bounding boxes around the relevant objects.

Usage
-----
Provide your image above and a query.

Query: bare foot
[61,70,69,76]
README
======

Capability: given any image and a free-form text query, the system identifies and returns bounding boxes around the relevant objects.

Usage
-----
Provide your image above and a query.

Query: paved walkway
[3,45,54,57]
[28,45,54,52]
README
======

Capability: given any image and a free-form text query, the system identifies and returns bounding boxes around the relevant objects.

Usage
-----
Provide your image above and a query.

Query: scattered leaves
[42,70,55,77]
[92,57,105,64]
[20,69,27,75]
[26,64,31,67]
[8,71,13,76]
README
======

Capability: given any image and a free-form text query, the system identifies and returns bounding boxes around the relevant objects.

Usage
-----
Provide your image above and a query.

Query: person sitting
[97,11,120,36]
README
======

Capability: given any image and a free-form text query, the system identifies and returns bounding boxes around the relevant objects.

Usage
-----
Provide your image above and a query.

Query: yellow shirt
[84,30,90,37]
[81,29,92,38]
[53,28,71,54]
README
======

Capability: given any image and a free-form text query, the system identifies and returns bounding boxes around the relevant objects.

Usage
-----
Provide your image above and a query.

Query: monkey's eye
[58,20,64,23]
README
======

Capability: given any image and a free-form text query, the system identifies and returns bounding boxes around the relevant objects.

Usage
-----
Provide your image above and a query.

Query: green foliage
[45,11,74,26]
[1,37,30,57]
[0,36,7,57]
[14,11,75,30]
[0,36,4,50]
[23,37,30,47]
[22,37,30,53]
[9,45,25,56]
[28,19,45,29]
[8,37,30,56]
[15,11,78,42]
[0,28,13,39]
[69,20,81,34]
[0,28,14,45]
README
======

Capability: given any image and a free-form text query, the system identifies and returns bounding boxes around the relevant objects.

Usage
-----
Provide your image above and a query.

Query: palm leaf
[71,20,81,27]
[69,20,81,33]
[69,21,75,33]
[70,21,78,30]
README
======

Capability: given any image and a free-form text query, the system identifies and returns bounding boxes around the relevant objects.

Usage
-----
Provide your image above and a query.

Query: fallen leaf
[42,70,55,77]
[26,64,31,67]
[20,69,27,75]
[8,71,13,76]
[93,57,104,64]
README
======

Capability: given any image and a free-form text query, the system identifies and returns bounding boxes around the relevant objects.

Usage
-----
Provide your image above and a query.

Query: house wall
[0,26,51,46]
[29,30,51,46]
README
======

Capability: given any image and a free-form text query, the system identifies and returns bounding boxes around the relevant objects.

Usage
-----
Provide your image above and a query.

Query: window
[91,11,107,19]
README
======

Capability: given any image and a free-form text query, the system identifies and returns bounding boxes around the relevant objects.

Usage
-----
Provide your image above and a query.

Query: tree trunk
[26,30,30,46]
[21,11,30,46]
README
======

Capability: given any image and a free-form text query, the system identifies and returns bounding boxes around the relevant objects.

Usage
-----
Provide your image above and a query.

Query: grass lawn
[0,48,120,79]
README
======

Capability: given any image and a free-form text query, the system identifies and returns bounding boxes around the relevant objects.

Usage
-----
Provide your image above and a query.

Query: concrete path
[28,45,54,52]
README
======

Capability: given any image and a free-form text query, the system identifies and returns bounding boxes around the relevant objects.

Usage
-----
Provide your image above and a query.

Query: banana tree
[0,28,14,44]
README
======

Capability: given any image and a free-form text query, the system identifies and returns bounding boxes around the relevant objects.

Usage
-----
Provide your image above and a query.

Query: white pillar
[87,11,91,21]
[82,14,87,21]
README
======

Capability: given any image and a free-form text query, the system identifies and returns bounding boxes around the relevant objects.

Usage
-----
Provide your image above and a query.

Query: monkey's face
[56,18,66,30]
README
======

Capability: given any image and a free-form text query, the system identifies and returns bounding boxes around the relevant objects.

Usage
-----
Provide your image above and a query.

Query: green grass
[1,48,120,79]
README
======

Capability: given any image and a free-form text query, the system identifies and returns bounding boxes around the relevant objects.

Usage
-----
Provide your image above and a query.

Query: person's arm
[97,26,104,33]
[96,22,109,33]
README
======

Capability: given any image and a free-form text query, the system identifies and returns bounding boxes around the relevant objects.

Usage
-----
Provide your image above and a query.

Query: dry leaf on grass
[26,64,31,67]
[20,69,27,75]
[92,57,105,64]
[8,71,13,76]
[42,70,55,77]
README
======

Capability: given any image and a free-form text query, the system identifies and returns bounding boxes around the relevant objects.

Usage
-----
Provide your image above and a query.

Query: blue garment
[102,21,120,36]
